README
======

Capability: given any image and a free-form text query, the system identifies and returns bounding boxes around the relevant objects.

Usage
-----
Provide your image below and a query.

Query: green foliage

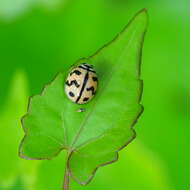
[19,9,147,185]
[35,152,66,190]
[0,0,64,20]
[0,71,38,190]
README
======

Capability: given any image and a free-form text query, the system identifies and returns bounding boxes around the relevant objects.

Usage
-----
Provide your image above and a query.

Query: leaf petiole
[63,162,70,190]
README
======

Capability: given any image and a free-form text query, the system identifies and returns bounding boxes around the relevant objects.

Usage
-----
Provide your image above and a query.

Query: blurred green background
[0,0,190,189]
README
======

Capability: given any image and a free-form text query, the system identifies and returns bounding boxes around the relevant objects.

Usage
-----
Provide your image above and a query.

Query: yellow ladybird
[65,63,98,104]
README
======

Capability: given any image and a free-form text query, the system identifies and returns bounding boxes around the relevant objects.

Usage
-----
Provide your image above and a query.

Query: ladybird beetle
[65,63,98,104]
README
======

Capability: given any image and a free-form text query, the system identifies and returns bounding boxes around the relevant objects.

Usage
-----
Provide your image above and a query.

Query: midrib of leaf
[69,26,139,151]
[61,110,68,147]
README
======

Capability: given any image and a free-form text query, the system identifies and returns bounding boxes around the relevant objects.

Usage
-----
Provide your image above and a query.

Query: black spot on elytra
[92,76,98,82]
[69,91,75,97]
[70,70,82,76]
[86,86,96,95]
[66,80,80,88]
[83,97,89,102]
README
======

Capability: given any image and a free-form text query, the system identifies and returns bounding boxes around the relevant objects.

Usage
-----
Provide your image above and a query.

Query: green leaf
[35,141,173,190]
[70,140,174,190]
[0,71,28,189]
[19,9,148,185]
[0,71,38,189]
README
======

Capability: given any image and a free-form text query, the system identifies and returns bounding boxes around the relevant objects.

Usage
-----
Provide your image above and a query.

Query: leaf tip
[136,8,149,22]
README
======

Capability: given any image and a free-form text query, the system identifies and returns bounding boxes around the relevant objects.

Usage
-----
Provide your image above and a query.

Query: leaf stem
[63,164,70,190]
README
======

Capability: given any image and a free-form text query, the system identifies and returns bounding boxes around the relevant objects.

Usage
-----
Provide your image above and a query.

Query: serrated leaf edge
[18,8,148,185]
